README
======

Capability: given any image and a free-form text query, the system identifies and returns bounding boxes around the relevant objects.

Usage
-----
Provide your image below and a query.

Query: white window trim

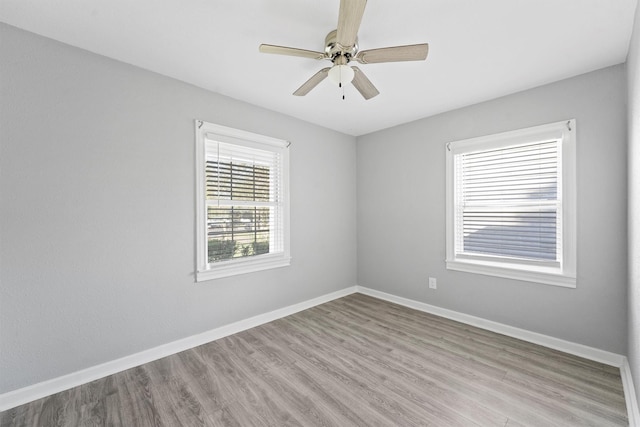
[195,121,291,281]
[445,120,577,288]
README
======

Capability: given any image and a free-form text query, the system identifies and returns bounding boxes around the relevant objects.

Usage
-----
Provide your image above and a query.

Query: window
[445,120,576,287]
[195,121,290,281]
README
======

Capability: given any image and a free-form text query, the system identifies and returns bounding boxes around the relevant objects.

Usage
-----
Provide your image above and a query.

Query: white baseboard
[0,286,358,412]
[621,357,640,427]
[3,284,637,425]
[356,286,625,367]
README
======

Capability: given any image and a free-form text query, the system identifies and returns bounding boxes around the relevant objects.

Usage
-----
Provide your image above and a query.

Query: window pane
[462,207,557,261]
[456,140,560,262]
[206,160,271,202]
[207,206,271,263]
[460,141,558,202]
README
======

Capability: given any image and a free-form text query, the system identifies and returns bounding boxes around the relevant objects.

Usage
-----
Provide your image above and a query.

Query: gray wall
[627,0,640,412]
[357,64,628,354]
[0,24,357,394]
[0,20,632,397]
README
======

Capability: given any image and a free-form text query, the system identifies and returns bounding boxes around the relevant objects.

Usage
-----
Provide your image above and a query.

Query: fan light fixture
[258,0,429,100]
[328,64,355,87]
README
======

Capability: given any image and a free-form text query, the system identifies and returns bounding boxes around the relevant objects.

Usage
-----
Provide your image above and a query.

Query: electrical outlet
[428,277,437,289]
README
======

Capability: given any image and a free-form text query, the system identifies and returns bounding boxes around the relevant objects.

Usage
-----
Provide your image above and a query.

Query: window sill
[197,255,291,282]
[445,259,576,288]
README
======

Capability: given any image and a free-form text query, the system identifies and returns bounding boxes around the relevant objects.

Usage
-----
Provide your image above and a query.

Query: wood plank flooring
[0,293,629,426]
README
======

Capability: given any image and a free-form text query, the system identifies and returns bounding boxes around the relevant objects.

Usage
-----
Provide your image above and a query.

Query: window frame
[445,120,577,288]
[195,120,291,281]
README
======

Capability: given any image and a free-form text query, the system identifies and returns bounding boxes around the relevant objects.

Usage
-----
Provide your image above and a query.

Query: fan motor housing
[324,30,358,62]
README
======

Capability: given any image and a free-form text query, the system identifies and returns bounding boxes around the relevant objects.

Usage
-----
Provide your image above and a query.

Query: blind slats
[455,140,560,262]
[205,140,285,263]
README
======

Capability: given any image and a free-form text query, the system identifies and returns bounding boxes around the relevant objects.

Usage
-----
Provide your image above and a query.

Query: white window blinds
[195,120,290,281]
[205,140,285,263]
[454,140,561,264]
[445,119,576,288]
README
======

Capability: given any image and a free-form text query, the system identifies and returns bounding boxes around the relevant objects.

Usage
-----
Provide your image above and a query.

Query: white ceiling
[1,0,637,136]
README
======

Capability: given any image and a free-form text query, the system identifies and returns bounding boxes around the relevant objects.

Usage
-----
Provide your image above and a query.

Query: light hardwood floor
[0,293,629,426]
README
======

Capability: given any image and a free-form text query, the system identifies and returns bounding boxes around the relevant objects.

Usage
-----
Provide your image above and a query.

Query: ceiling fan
[259,0,429,100]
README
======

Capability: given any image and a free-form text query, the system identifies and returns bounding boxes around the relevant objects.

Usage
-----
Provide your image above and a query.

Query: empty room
[1,0,640,425]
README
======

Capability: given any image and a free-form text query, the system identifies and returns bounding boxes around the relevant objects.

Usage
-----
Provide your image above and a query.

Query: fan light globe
[328,64,355,86]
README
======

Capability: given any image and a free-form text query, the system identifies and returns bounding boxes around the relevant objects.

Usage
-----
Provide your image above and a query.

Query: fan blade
[293,68,331,96]
[351,66,379,100]
[337,0,367,49]
[355,43,429,64]
[259,44,325,60]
